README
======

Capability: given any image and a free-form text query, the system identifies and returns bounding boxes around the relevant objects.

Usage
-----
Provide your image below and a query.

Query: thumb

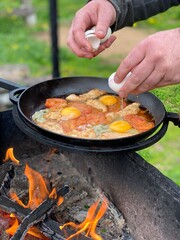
[95,3,116,39]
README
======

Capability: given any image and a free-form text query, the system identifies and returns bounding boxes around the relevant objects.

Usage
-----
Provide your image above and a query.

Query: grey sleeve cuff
[108,0,180,31]
[87,0,134,31]
[87,0,180,32]
[107,0,134,31]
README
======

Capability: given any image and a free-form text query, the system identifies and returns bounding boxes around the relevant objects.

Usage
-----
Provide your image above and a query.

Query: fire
[3,148,60,209]
[5,214,19,235]
[3,148,108,240]
[3,147,19,165]
[60,197,109,240]
[5,159,63,239]
[10,163,56,209]
[5,214,49,239]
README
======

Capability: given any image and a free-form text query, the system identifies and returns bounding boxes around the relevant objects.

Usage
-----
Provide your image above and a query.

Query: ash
[9,148,133,240]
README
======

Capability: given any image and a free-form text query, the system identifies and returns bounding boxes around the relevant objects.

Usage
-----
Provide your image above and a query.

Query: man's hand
[67,0,117,58]
[114,28,180,97]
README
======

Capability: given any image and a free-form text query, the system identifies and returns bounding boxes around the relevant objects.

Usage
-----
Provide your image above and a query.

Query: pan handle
[9,87,27,104]
[0,77,22,91]
[166,112,180,128]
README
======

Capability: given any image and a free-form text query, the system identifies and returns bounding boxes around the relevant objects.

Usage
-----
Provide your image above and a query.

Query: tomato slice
[124,114,154,132]
[45,98,67,108]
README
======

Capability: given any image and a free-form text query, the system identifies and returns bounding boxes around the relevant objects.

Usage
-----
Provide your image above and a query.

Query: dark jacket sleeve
[107,0,180,31]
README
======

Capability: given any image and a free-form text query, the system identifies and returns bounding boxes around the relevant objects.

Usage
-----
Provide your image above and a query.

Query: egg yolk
[110,120,132,133]
[99,95,117,105]
[61,107,81,120]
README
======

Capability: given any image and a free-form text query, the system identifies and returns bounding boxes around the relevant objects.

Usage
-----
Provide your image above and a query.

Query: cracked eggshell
[85,33,101,51]
[85,28,96,36]
[85,26,112,51]
[90,26,112,43]
[108,72,132,93]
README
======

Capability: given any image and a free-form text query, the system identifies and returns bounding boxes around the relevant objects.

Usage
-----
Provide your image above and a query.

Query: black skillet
[1,76,179,152]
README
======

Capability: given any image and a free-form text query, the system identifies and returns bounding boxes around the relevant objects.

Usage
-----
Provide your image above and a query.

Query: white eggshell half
[85,26,112,50]
[85,29,96,37]
[108,72,132,92]
[85,33,101,51]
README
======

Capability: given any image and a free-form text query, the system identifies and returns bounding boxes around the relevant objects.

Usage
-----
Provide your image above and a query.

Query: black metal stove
[0,109,180,240]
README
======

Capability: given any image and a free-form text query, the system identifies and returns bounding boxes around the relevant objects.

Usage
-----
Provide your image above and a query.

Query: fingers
[67,0,116,58]
[114,39,155,97]
[93,35,117,55]
[139,67,165,91]
[130,67,165,94]
[114,29,180,97]
[95,5,116,39]
[67,25,116,58]
[118,63,165,97]
[67,17,94,58]
[115,42,146,83]
[117,56,154,96]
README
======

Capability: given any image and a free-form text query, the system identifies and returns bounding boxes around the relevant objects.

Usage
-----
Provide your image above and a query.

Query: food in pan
[32,89,155,139]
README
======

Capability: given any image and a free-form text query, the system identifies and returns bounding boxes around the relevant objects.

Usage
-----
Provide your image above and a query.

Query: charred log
[0,194,91,240]
[0,163,14,195]
[10,186,69,240]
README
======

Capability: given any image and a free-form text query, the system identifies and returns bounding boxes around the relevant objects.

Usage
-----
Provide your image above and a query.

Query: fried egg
[99,95,117,105]
[110,120,132,133]
[61,107,81,120]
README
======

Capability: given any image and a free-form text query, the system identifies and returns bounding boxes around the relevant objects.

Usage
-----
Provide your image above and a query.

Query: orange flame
[5,214,49,239]
[3,147,19,165]
[10,163,51,209]
[5,215,19,235]
[6,163,63,239]
[4,148,107,240]
[60,197,108,240]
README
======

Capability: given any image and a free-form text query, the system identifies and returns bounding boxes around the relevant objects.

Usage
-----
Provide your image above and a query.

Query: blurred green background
[0,0,179,185]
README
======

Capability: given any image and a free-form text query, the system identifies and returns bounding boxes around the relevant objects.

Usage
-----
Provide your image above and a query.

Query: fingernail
[97,30,104,36]
[114,75,118,83]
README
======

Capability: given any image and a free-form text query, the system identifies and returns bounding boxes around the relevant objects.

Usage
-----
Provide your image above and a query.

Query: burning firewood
[9,186,69,240]
[0,194,90,240]
[0,147,131,240]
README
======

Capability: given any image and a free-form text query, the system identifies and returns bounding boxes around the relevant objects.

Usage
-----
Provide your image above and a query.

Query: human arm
[114,28,180,98]
[109,0,180,31]
[67,0,180,57]
[67,0,180,96]
[105,0,180,96]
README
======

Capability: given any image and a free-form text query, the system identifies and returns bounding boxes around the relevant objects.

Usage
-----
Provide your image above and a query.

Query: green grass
[60,47,118,77]
[138,123,180,186]
[152,85,180,113]
[139,85,180,185]
[59,0,86,22]
[135,6,180,30]
[0,28,51,77]
[0,1,179,185]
